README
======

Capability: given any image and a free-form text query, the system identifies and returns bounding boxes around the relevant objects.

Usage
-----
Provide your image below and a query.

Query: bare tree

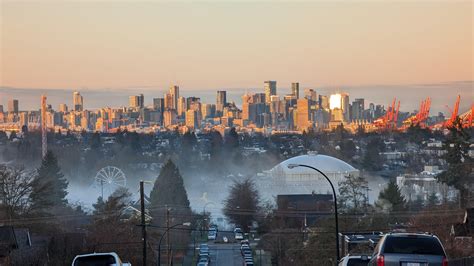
[0,164,35,219]
[223,178,261,231]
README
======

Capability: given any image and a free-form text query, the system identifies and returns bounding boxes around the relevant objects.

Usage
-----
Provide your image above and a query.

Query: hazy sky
[0,1,472,90]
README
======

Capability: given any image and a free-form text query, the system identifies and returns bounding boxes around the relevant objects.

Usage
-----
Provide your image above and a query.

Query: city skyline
[1,1,472,89]
[1,80,472,114]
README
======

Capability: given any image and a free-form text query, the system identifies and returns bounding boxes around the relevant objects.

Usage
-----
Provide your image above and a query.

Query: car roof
[387,232,435,237]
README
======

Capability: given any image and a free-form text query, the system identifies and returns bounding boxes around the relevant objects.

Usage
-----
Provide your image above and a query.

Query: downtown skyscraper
[264,81,277,103]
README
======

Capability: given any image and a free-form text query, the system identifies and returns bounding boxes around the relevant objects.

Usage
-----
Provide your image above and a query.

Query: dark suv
[368,233,448,266]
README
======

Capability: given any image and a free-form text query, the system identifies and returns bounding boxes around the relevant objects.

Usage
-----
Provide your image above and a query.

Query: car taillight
[376,255,385,266]
[442,257,448,266]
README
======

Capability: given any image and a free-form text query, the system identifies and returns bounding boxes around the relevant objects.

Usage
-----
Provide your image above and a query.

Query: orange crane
[459,104,474,128]
[402,97,431,128]
[444,95,460,128]
[373,98,399,130]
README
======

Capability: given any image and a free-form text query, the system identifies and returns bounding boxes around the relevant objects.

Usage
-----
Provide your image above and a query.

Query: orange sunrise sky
[0,1,472,90]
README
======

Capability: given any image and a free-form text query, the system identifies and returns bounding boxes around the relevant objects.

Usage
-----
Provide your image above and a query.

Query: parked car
[338,255,371,266]
[368,233,448,266]
[235,232,244,240]
[197,257,209,266]
[72,252,131,266]
[209,224,218,232]
[208,229,217,240]
[199,253,211,263]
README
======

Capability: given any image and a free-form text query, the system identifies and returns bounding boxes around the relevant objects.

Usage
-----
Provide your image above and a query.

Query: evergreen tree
[149,160,191,250]
[9,131,17,141]
[30,151,68,213]
[363,138,384,171]
[89,132,101,150]
[376,180,406,212]
[208,131,225,174]
[427,192,438,207]
[338,139,357,161]
[436,118,472,208]
[180,131,197,165]
[224,127,241,165]
[224,127,239,151]
[0,131,7,143]
[149,159,191,222]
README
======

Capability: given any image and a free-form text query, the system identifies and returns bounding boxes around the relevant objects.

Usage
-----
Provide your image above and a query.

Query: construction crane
[402,97,431,128]
[459,104,474,128]
[373,98,400,130]
[444,95,460,128]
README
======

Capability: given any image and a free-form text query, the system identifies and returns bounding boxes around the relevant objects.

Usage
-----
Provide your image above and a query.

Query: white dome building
[257,153,359,198]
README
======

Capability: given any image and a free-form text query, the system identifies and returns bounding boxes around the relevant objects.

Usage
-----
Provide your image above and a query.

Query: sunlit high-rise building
[138,94,144,108]
[319,95,329,110]
[351,98,365,121]
[304,89,317,103]
[163,109,177,127]
[216,91,227,115]
[185,109,199,129]
[291,83,300,99]
[296,98,311,131]
[177,96,186,117]
[129,95,140,108]
[329,94,342,110]
[341,93,350,122]
[153,98,164,113]
[329,93,350,122]
[73,92,83,112]
[202,103,216,119]
[169,85,179,110]
[7,99,19,113]
[264,81,277,103]
[59,104,68,113]
[164,93,173,110]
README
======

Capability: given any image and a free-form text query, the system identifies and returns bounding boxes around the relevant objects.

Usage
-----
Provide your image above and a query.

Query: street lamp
[202,202,214,236]
[158,222,191,266]
[287,163,340,263]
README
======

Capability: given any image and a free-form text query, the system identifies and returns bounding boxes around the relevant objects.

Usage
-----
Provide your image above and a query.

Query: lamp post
[158,222,191,266]
[202,202,214,237]
[287,163,340,263]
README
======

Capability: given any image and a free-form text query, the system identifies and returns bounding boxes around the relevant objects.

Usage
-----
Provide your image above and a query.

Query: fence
[449,257,474,266]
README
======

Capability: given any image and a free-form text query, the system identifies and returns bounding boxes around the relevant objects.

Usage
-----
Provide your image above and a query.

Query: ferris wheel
[94,166,127,198]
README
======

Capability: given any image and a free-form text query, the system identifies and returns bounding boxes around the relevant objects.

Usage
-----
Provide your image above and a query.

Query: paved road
[208,231,243,266]
[186,231,243,266]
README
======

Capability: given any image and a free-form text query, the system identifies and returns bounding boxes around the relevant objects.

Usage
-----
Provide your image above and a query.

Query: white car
[338,255,371,266]
[72,252,131,266]
[235,232,244,240]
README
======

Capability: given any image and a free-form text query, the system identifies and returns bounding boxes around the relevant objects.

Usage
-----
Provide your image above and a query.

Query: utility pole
[140,181,147,266]
[41,95,47,159]
[166,206,170,266]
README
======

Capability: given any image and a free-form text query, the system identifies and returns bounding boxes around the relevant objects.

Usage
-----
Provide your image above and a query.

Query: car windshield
[383,236,445,255]
[73,255,116,266]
